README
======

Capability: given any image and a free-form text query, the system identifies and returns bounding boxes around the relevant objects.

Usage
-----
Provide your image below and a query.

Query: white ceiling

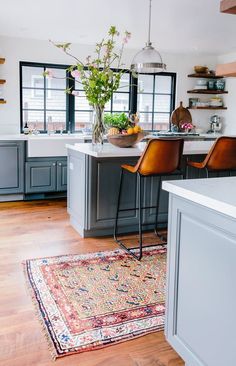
[0,0,236,55]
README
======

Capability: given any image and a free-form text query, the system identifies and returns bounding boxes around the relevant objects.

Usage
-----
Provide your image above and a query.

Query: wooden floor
[0,199,184,366]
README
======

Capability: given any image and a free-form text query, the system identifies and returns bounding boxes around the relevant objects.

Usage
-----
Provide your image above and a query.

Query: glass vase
[92,105,105,145]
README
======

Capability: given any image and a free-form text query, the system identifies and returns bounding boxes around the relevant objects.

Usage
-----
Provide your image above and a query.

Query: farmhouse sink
[27,135,87,157]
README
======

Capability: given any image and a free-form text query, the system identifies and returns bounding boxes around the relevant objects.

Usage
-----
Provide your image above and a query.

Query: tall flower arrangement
[45,26,131,144]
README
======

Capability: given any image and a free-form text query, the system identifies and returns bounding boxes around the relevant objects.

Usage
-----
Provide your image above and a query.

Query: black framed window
[20,62,176,133]
[136,73,176,131]
[20,62,73,133]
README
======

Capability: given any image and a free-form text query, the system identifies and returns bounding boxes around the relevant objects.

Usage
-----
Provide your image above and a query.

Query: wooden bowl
[194,66,209,74]
[107,132,147,148]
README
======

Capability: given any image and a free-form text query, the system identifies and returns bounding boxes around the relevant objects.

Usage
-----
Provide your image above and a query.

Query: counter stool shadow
[187,136,236,178]
[114,138,184,261]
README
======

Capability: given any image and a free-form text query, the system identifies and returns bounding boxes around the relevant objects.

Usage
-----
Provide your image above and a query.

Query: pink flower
[71,70,81,78]
[71,90,80,96]
[123,37,129,44]
[45,68,54,78]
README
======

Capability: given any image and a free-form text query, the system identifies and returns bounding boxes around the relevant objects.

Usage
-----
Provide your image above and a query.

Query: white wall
[0,35,218,135]
[217,52,236,135]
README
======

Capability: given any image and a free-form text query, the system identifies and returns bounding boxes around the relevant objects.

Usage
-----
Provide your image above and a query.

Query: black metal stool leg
[137,173,143,260]
[114,169,142,261]
[114,168,124,240]
[154,176,167,242]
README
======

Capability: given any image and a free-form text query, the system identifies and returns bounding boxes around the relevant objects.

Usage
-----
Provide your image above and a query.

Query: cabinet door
[57,161,67,191]
[0,141,24,194]
[25,161,56,193]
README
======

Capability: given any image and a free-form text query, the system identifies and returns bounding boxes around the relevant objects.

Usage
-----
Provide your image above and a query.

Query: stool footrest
[114,237,167,261]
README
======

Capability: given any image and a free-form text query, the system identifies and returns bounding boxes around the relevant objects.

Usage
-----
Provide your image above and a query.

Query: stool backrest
[204,136,236,171]
[137,138,184,175]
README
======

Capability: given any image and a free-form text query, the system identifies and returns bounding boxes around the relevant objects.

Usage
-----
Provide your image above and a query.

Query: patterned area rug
[24,245,166,359]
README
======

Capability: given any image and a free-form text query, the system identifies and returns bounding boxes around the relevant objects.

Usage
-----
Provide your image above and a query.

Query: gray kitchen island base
[66,142,220,238]
[67,148,175,238]
[163,177,236,366]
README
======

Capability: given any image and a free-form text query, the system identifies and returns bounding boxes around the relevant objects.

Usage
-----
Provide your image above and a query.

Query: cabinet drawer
[25,161,56,193]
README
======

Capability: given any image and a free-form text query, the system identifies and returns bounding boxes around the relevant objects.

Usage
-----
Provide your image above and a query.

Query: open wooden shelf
[0,100,6,104]
[188,106,227,110]
[0,79,6,84]
[0,58,5,64]
[187,89,228,94]
[188,73,223,79]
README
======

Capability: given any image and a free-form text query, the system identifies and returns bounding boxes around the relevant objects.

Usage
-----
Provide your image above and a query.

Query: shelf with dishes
[187,106,227,110]
[187,89,228,94]
[188,73,223,79]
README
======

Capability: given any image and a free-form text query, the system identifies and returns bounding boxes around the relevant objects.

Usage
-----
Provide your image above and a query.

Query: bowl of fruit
[104,113,146,148]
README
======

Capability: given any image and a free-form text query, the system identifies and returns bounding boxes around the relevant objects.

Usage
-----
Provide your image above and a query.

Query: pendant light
[131,0,166,74]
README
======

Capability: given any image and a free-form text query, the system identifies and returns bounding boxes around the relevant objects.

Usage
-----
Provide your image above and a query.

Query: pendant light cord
[147,0,152,46]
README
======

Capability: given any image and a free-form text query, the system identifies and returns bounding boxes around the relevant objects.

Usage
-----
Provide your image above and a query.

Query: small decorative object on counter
[45,26,131,144]
[23,122,30,134]
[180,122,195,133]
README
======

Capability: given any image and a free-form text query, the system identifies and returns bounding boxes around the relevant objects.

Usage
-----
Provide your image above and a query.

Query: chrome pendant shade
[131,0,166,74]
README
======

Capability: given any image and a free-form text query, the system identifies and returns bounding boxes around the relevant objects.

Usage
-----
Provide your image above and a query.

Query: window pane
[112,93,129,112]
[24,110,44,130]
[139,112,153,129]
[46,90,66,110]
[75,111,93,129]
[49,68,67,89]
[138,75,153,93]
[117,73,130,92]
[104,100,112,111]
[22,66,44,88]
[23,89,44,109]
[46,111,66,131]
[74,91,92,111]
[155,75,172,94]
[137,94,153,113]
[154,113,170,130]
[154,95,171,112]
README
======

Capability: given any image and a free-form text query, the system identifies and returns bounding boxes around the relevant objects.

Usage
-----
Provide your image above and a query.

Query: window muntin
[20,62,175,133]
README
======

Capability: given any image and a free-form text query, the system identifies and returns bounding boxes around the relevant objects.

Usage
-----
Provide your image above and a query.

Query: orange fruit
[127,127,134,135]
[133,125,141,133]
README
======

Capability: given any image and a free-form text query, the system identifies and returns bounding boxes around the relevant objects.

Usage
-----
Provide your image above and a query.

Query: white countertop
[0,133,91,141]
[66,140,215,158]
[163,177,236,219]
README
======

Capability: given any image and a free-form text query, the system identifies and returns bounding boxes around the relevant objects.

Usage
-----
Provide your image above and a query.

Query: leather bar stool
[114,138,184,260]
[187,136,236,178]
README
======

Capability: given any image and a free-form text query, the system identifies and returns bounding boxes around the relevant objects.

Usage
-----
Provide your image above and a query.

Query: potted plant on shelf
[44,26,131,144]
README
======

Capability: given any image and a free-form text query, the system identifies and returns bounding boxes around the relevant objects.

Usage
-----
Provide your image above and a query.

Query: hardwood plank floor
[0,199,184,366]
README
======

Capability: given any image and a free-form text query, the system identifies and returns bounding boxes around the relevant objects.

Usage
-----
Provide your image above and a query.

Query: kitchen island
[163,177,236,366]
[66,140,219,238]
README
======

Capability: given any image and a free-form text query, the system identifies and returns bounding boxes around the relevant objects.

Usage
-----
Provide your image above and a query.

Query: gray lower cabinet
[57,161,67,191]
[25,159,67,193]
[0,141,24,194]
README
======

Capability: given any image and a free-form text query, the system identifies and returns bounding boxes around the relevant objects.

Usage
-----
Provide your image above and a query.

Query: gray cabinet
[57,160,67,191]
[25,159,67,193]
[0,141,24,194]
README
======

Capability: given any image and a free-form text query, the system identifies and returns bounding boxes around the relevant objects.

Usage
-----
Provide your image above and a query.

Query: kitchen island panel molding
[164,178,236,366]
